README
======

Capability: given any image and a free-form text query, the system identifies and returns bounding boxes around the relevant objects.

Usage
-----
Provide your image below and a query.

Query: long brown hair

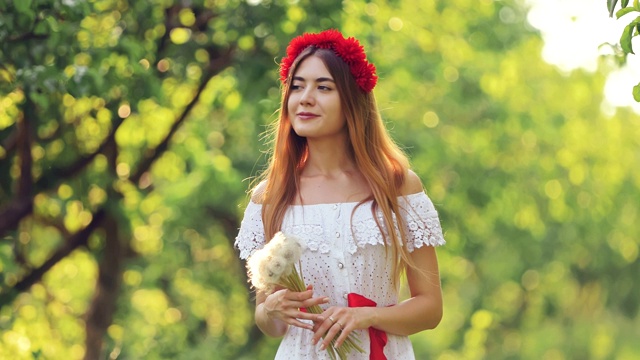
[254,46,415,285]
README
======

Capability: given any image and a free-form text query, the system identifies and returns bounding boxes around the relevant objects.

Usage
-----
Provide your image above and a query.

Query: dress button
[343,293,348,299]
[333,204,338,210]
[338,262,344,269]
[335,232,340,238]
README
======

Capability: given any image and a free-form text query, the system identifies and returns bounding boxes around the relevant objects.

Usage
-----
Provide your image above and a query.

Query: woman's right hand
[262,285,329,330]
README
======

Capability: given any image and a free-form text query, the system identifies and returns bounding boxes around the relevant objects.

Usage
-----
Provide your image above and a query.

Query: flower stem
[278,266,364,358]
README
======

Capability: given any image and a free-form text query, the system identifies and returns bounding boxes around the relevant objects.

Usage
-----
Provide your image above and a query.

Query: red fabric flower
[279,29,378,93]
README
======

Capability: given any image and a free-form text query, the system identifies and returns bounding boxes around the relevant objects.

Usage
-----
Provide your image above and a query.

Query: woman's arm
[372,169,443,333]
[366,245,443,334]
[313,170,443,349]
[370,170,442,335]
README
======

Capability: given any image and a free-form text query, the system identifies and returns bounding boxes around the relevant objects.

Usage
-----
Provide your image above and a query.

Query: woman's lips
[297,112,319,120]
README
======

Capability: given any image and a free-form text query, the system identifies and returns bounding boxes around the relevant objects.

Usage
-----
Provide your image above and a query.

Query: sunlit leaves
[0,91,22,131]
[0,252,97,358]
[77,12,124,49]
[170,28,191,44]
[634,82,640,101]
[152,151,187,183]
[131,288,171,324]
[608,1,640,101]
[349,1,640,359]
[115,99,174,154]
[616,6,637,18]
[620,16,640,54]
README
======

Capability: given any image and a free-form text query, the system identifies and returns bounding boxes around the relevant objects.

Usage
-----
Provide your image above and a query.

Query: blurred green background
[1,0,639,359]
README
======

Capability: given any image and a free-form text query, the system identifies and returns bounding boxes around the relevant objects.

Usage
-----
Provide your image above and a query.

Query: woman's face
[287,56,346,140]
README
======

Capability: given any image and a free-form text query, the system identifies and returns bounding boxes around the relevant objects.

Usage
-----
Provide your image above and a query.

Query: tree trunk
[84,214,123,360]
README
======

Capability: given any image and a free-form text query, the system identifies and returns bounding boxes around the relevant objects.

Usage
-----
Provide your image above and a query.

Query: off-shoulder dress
[235,192,445,360]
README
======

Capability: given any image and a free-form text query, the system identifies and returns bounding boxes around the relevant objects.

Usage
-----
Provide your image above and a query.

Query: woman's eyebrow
[292,76,335,83]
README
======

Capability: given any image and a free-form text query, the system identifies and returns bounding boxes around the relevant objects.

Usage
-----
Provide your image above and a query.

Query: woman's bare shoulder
[400,169,424,196]
[250,180,267,204]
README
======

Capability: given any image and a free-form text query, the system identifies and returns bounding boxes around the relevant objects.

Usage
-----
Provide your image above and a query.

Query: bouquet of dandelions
[247,231,364,360]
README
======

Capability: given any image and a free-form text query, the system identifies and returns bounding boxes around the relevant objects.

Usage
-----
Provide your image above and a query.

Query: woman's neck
[302,137,355,177]
[297,137,373,204]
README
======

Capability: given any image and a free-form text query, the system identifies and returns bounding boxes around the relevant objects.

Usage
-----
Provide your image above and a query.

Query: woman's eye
[291,84,302,90]
[318,85,331,91]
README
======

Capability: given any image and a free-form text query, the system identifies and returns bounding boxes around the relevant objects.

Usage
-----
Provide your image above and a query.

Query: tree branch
[1,128,18,155]
[8,33,48,42]
[154,5,218,67]
[35,116,124,192]
[17,93,34,198]
[0,208,106,307]
[1,93,35,265]
[0,116,123,238]
[130,46,233,184]
[0,197,33,239]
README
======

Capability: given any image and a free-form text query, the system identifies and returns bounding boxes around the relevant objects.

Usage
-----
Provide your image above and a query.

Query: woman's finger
[312,311,338,345]
[293,308,325,323]
[287,288,315,301]
[286,317,314,330]
[280,296,322,314]
[300,295,330,310]
[332,321,351,349]
[319,321,344,350]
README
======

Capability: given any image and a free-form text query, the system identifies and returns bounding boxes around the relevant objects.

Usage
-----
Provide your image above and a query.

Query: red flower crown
[279,29,378,93]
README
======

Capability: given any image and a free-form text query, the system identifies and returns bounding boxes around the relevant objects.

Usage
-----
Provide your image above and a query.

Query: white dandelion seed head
[247,250,270,292]
[282,235,303,262]
[266,255,288,280]
[247,232,306,294]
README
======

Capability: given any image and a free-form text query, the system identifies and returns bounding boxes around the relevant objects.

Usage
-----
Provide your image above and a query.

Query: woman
[235,29,445,359]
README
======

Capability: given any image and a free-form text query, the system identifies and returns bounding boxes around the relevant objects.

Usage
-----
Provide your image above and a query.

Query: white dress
[235,192,445,360]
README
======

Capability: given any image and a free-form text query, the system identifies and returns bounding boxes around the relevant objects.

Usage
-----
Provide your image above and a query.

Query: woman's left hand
[312,306,375,350]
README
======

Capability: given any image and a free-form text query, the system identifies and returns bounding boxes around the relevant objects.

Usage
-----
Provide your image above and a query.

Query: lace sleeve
[234,201,265,260]
[401,192,446,252]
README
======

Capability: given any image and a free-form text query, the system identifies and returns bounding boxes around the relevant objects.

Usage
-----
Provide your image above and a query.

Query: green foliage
[1,0,639,359]
[0,0,340,358]
[608,0,640,102]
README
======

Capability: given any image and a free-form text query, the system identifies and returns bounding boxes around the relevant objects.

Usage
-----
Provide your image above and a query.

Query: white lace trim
[234,201,265,260]
[282,224,327,253]
[401,194,446,251]
[343,194,446,254]
[234,192,445,259]
[347,215,388,254]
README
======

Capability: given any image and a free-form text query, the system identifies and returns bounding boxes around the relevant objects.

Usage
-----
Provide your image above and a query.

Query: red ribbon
[347,293,388,360]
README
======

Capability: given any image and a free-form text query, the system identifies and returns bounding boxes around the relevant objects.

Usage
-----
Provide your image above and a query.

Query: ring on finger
[337,321,344,329]
[328,316,336,324]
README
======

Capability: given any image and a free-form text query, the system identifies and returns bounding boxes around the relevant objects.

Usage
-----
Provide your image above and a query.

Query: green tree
[0,0,340,358]
[1,0,639,359]
[364,1,640,358]
[607,0,640,101]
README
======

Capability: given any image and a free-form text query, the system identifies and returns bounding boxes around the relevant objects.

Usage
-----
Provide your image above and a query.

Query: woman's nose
[299,87,315,105]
